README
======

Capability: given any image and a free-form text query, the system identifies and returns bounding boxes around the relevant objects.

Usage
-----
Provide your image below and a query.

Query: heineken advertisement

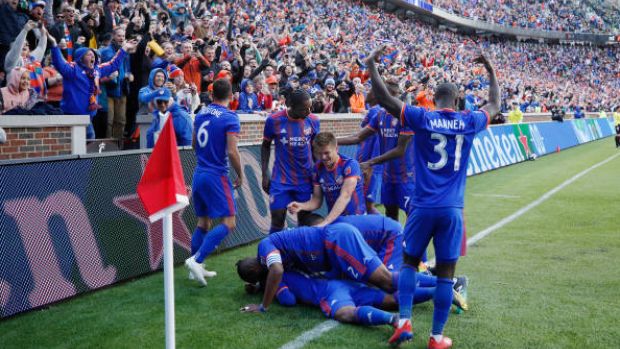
[467,118,616,175]
[0,118,615,319]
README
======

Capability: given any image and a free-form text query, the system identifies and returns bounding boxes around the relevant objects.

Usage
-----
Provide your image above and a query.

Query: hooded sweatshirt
[138,68,168,115]
[51,45,127,118]
[238,79,261,113]
[146,103,193,148]
[1,67,37,113]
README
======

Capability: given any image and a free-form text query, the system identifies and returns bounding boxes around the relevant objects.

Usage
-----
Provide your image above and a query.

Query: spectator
[48,32,135,139]
[49,5,92,62]
[1,67,37,113]
[349,82,366,113]
[145,88,193,148]
[0,0,29,72]
[100,27,132,139]
[138,67,168,116]
[4,21,47,99]
[176,41,210,94]
[238,79,260,113]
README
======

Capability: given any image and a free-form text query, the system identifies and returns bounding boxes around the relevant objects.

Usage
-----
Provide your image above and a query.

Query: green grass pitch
[1,138,620,349]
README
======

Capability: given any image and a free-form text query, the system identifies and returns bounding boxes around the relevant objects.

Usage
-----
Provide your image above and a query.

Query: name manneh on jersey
[428,116,467,131]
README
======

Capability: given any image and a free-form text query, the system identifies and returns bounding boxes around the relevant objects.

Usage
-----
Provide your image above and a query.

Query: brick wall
[0,127,72,160]
[238,115,364,145]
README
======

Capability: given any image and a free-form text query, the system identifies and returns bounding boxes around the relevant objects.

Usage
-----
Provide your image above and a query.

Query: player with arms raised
[185,79,243,287]
[366,47,500,348]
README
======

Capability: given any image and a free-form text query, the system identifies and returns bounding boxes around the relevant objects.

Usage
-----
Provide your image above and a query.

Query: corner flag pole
[163,213,175,349]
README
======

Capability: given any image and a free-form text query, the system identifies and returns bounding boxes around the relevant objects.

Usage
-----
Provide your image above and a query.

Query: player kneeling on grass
[308,214,469,312]
[236,223,396,313]
[185,79,243,287]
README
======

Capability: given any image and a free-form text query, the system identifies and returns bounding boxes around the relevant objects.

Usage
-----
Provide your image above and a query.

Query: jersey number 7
[427,133,464,171]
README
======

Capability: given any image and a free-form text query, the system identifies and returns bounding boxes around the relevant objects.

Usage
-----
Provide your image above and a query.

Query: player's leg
[364,171,381,215]
[268,182,295,233]
[186,173,237,286]
[425,208,465,349]
[326,281,397,326]
[381,182,401,221]
[389,208,434,346]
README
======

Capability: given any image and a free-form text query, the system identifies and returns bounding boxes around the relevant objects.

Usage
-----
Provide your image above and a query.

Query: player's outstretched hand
[367,45,387,66]
[287,201,302,214]
[240,304,262,313]
[473,54,493,71]
[261,177,271,194]
[233,176,243,189]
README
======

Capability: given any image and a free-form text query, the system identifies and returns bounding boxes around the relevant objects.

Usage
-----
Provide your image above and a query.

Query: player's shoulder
[268,109,287,120]
[307,113,319,121]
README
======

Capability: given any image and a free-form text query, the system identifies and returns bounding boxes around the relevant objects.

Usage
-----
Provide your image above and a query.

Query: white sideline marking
[472,194,520,199]
[278,320,340,349]
[277,152,620,349]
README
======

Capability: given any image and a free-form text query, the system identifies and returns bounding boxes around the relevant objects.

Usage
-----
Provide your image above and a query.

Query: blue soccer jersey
[366,108,415,184]
[263,110,320,185]
[400,105,490,208]
[194,103,241,175]
[334,215,403,270]
[312,155,365,216]
[257,226,328,273]
[356,106,383,173]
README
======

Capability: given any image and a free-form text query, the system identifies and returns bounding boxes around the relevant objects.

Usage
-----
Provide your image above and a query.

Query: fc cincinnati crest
[345,167,351,176]
[336,175,344,184]
[392,118,399,127]
[304,127,312,135]
[269,195,275,203]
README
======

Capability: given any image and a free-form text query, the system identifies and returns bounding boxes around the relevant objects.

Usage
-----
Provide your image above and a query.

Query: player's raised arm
[476,54,500,119]
[362,134,412,171]
[367,46,404,119]
[337,127,376,146]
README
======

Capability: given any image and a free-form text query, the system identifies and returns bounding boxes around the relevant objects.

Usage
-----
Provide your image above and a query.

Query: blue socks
[431,278,454,335]
[417,273,436,287]
[397,264,418,320]
[190,227,208,255]
[414,287,435,304]
[355,306,394,326]
[194,224,230,263]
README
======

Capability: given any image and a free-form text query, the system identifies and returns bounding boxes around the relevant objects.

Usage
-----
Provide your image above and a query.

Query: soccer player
[367,47,500,348]
[184,79,243,287]
[354,90,383,214]
[261,89,320,233]
[237,223,396,313]
[337,82,415,222]
[287,132,365,227]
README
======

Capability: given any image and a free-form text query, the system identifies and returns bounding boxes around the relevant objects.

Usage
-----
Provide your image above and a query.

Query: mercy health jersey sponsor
[466,118,615,175]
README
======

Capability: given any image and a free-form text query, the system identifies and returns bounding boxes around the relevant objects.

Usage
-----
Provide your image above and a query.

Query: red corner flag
[137,116,189,222]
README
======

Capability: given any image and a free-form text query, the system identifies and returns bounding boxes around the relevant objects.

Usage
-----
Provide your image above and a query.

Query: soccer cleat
[427,336,452,349]
[185,256,207,287]
[453,277,468,314]
[388,320,413,347]
[452,289,468,312]
[188,268,217,280]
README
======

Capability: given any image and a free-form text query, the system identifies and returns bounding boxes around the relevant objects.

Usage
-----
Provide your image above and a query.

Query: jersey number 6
[197,122,209,147]
[427,133,464,171]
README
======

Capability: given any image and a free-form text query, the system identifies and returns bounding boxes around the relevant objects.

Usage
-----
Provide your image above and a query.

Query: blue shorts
[381,181,415,212]
[403,207,464,264]
[364,171,382,203]
[269,181,313,210]
[193,171,237,218]
[377,233,403,272]
[319,279,386,318]
[323,223,383,282]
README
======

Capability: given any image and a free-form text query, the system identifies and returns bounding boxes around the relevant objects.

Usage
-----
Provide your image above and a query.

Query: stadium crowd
[0,0,619,143]
[430,0,619,34]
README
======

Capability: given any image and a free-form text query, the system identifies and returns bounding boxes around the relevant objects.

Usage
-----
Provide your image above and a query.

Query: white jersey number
[197,122,210,147]
[427,133,464,171]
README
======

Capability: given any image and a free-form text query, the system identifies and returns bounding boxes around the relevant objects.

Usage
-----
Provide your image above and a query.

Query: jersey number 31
[427,133,464,171]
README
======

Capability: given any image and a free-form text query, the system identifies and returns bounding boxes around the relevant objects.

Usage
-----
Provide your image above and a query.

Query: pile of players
[184,45,500,348]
